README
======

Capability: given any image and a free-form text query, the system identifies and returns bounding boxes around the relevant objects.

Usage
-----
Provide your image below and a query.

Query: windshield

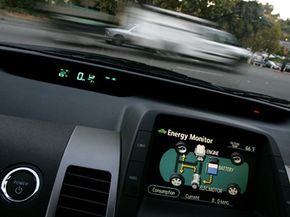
[0,0,290,104]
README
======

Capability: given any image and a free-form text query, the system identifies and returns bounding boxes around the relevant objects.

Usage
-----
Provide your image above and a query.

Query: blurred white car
[121,6,251,65]
[105,24,139,46]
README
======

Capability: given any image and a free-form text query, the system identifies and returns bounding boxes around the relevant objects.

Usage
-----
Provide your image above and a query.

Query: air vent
[55,166,111,217]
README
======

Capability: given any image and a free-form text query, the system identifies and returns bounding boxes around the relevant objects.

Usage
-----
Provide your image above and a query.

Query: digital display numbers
[58,68,70,78]
[57,68,117,85]
[76,72,96,83]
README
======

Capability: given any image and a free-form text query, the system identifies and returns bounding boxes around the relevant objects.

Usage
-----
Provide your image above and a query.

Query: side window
[202,29,221,42]
[208,31,221,43]
[224,34,240,46]
[212,33,222,43]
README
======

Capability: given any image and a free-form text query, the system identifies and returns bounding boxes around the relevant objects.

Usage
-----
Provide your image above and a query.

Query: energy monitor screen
[145,115,259,209]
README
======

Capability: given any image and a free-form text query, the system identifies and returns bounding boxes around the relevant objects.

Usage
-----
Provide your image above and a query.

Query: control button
[148,185,180,198]
[274,157,289,187]
[15,186,23,195]
[124,161,144,196]
[1,167,40,203]
[175,142,189,155]
[230,152,244,165]
[131,131,151,162]
[227,184,240,196]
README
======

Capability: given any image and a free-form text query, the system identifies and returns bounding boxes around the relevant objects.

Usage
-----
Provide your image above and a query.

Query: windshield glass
[0,0,290,104]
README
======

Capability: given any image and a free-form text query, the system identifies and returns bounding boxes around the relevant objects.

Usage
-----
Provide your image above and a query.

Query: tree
[280,19,290,41]
[219,1,263,43]
[0,0,45,10]
[66,0,118,14]
[150,0,239,21]
[250,21,281,53]
[219,1,281,53]
[94,0,118,15]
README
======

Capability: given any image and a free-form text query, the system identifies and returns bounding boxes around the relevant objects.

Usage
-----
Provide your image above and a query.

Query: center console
[118,113,289,217]
[145,115,259,209]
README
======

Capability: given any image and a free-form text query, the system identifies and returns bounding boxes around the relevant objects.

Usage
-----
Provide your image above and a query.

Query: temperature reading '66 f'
[245,146,256,152]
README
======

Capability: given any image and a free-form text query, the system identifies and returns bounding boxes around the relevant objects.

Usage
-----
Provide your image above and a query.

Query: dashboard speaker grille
[55,166,111,217]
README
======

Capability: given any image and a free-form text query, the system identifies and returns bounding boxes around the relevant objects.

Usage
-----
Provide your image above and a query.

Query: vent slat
[60,194,107,206]
[66,172,111,184]
[64,173,110,192]
[58,205,105,217]
[55,166,111,217]
[63,183,109,195]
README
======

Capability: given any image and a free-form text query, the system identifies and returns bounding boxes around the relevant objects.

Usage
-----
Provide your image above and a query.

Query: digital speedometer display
[145,115,259,209]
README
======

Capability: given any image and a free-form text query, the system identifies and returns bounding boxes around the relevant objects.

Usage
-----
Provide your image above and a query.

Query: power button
[1,167,40,203]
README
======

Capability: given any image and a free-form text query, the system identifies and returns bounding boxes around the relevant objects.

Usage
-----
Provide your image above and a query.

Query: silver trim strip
[45,126,120,217]
[1,167,40,203]
[286,165,290,184]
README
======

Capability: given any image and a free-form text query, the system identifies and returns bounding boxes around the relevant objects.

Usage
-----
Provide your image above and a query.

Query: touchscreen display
[145,115,258,208]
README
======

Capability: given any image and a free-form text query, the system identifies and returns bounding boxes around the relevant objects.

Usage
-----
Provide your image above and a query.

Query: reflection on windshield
[0,0,290,103]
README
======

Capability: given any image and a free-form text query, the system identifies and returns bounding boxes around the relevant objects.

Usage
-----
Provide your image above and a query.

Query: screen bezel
[143,114,262,210]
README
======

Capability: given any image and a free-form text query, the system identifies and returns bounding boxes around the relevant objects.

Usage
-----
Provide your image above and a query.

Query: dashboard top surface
[0,46,290,217]
[0,47,289,163]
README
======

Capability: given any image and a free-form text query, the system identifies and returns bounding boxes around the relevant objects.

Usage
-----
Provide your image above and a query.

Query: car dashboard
[0,46,289,217]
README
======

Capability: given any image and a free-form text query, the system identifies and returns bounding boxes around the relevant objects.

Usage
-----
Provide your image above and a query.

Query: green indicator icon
[112,77,117,81]
[77,72,86,81]
[158,128,167,134]
[88,74,96,83]
[105,76,111,80]
[58,68,70,78]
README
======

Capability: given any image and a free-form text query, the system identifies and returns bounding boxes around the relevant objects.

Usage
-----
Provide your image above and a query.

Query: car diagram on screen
[159,142,249,196]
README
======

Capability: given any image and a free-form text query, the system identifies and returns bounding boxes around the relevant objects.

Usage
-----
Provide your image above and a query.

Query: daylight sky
[258,0,290,20]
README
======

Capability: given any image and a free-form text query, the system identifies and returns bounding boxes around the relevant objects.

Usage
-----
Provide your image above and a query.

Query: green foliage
[276,46,288,57]
[280,19,290,41]
[150,0,239,21]
[94,0,118,15]
[0,0,35,10]
[219,1,282,53]
[0,0,45,12]
[252,22,281,53]
[69,0,118,15]
[193,0,240,21]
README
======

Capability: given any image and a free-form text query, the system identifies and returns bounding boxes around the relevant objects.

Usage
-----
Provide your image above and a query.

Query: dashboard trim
[45,126,120,217]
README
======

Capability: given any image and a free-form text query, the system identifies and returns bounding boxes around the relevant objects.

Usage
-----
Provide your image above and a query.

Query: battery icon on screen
[207,158,219,175]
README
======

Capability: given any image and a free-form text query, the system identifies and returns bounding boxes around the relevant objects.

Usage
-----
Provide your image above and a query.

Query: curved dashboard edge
[0,115,74,217]
[1,46,290,124]
[45,126,120,217]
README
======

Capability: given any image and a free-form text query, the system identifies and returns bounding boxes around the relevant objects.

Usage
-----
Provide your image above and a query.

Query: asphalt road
[1,17,290,102]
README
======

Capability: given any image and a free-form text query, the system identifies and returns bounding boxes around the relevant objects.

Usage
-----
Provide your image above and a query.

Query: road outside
[1,15,290,101]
